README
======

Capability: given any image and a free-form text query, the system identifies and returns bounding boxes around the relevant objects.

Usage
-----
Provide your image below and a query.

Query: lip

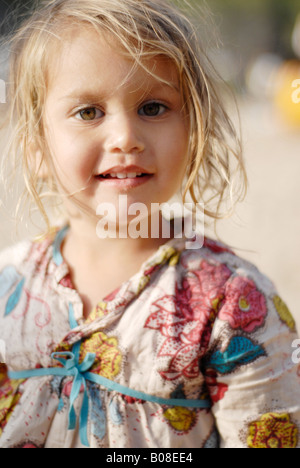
[99,165,153,177]
[94,164,154,189]
[95,173,154,188]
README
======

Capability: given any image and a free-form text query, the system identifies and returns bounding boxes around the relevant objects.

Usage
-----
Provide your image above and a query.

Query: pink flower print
[145,261,232,381]
[145,290,209,380]
[122,395,146,404]
[219,276,267,333]
[203,238,234,255]
[187,261,232,312]
[59,274,75,290]
[158,334,201,380]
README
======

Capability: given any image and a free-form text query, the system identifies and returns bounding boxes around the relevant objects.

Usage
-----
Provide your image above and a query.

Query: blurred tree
[265,0,300,57]
[1,0,299,58]
[1,0,299,78]
[208,0,300,58]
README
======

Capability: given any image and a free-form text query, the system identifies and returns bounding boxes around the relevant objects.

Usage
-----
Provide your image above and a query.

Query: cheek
[47,127,98,179]
[160,126,189,182]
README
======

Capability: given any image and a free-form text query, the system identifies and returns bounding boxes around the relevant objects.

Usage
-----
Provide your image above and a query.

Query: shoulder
[178,236,275,292]
[177,236,295,334]
[0,240,32,272]
[0,232,57,279]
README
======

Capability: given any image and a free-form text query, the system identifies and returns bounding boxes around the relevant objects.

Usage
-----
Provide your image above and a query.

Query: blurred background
[0,0,299,327]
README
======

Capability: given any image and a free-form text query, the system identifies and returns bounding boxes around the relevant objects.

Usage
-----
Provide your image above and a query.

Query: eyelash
[138,102,168,117]
[75,107,103,121]
[74,101,169,121]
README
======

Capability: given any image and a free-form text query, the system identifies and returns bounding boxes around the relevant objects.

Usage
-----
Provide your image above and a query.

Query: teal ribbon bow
[9,340,95,447]
[8,303,211,447]
[51,344,95,446]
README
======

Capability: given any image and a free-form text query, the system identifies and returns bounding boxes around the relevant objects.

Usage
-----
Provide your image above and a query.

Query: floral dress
[0,226,299,448]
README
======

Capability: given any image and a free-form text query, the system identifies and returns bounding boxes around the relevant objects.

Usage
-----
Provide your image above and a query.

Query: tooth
[116,173,127,179]
[127,173,137,178]
[110,173,116,178]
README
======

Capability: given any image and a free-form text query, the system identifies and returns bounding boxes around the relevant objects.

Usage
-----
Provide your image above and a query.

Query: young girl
[0,0,299,449]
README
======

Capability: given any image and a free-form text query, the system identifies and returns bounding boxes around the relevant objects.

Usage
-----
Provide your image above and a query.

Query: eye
[75,107,103,121]
[138,102,167,117]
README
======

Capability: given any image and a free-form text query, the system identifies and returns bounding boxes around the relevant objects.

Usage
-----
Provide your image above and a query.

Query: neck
[62,211,176,267]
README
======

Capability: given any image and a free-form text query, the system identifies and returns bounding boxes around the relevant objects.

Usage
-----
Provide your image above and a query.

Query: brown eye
[139,102,167,117]
[78,107,102,121]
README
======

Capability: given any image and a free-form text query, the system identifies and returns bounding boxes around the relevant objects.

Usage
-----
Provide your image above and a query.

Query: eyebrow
[59,91,103,103]
[59,81,180,103]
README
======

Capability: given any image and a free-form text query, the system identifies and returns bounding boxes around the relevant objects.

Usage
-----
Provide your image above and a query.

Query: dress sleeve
[203,268,300,448]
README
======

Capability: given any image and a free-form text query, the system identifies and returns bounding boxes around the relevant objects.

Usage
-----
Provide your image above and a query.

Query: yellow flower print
[137,247,180,295]
[211,295,224,312]
[157,247,179,266]
[168,251,180,267]
[80,332,122,380]
[163,406,196,432]
[239,296,251,312]
[86,302,108,324]
[247,413,298,448]
[0,376,23,436]
[137,275,151,295]
[273,296,295,331]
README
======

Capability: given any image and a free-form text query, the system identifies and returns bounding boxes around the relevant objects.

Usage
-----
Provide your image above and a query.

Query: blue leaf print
[0,266,21,298]
[109,399,123,425]
[50,376,65,398]
[5,277,25,316]
[208,336,265,374]
[88,383,106,440]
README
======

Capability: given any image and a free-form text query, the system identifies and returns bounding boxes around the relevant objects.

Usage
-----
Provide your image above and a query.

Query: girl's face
[44,27,190,227]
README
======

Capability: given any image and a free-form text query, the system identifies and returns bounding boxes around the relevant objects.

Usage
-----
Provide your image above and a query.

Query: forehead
[46,26,180,98]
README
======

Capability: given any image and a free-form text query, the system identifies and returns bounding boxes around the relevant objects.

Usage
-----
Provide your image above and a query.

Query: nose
[103,112,145,154]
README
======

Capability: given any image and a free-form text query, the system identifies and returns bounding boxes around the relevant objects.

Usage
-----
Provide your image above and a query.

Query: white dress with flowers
[0,226,299,448]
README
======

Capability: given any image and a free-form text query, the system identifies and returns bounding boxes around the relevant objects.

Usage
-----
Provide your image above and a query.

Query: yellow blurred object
[274,60,300,127]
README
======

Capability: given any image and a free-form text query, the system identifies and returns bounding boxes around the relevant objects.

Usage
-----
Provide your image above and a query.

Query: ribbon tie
[51,342,96,447]
[8,340,95,447]
[8,304,211,447]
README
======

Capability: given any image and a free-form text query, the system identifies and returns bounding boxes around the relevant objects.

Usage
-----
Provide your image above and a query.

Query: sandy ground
[0,96,299,330]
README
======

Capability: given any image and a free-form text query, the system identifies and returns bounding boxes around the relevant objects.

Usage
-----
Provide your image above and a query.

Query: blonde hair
[1,0,247,234]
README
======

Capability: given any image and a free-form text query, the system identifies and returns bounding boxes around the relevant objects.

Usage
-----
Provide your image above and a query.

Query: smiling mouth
[95,173,150,180]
